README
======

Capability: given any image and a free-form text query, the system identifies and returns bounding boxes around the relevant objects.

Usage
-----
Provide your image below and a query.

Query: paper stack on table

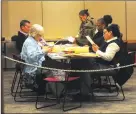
[67,36,75,43]
[47,53,67,60]
[63,46,89,54]
[43,44,89,53]
[51,45,65,53]
[63,52,99,58]
[47,42,54,46]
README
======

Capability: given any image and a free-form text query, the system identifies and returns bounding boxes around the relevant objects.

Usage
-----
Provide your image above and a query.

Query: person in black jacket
[12,20,31,53]
[89,18,105,51]
[89,15,113,52]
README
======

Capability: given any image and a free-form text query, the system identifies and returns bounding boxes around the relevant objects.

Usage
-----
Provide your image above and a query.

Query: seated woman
[21,24,51,93]
[92,24,121,71]
[73,9,96,46]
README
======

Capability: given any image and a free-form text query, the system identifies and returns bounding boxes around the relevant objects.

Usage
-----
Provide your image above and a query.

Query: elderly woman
[21,24,51,93]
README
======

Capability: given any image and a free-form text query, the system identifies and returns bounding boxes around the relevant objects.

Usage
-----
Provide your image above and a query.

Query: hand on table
[42,46,53,53]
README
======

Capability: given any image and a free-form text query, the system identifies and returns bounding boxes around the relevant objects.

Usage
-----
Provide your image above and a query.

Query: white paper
[86,35,95,45]
[95,29,98,34]
[67,36,75,43]
[47,43,54,47]
[47,53,67,60]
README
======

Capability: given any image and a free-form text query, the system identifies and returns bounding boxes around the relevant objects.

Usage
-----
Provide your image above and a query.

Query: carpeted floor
[2,68,136,113]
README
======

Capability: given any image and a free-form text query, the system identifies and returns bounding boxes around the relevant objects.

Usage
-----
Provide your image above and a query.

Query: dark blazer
[89,31,104,52]
[12,31,28,53]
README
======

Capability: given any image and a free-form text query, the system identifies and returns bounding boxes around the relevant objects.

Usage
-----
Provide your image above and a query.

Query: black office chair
[11,35,18,41]
[90,41,135,102]
[90,67,125,102]
[11,54,24,97]
[11,54,37,102]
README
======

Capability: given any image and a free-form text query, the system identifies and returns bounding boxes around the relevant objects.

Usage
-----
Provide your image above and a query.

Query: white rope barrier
[3,55,136,73]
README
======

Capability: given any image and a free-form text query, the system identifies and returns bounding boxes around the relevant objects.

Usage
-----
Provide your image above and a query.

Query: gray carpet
[3,68,136,113]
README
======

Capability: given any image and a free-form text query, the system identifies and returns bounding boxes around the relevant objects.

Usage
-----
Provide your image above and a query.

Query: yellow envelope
[51,45,65,53]
[74,46,89,54]
[63,46,89,53]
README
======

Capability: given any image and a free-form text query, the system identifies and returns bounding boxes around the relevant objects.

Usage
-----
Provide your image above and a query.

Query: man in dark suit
[12,20,31,53]
[89,18,105,52]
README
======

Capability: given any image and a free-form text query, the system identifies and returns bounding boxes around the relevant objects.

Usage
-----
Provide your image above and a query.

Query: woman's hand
[47,47,53,53]
[92,44,99,52]
[42,46,53,53]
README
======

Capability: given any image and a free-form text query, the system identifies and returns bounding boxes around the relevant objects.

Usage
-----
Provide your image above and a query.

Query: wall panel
[85,1,126,40]
[8,1,42,39]
[2,1,9,39]
[2,1,136,41]
[127,1,136,41]
[42,1,84,40]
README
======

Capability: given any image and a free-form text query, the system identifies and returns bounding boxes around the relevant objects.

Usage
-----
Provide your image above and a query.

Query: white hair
[29,24,44,38]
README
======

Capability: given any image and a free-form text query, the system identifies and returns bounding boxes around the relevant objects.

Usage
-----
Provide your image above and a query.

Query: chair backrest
[120,33,123,39]
[1,37,5,41]
[12,54,24,62]
[122,41,128,54]
[12,54,25,72]
[11,35,18,41]
[129,52,136,64]
[116,52,134,86]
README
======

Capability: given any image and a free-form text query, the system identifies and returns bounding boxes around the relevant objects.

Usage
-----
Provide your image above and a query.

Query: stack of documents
[63,46,89,54]
[44,45,89,53]
[63,53,99,58]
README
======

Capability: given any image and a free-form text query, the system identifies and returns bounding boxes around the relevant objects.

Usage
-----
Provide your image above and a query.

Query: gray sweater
[76,19,96,46]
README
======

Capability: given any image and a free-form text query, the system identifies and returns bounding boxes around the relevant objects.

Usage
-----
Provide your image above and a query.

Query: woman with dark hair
[91,24,121,73]
[103,15,113,27]
[77,24,122,98]
[73,9,96,46]
[103,15,123,41]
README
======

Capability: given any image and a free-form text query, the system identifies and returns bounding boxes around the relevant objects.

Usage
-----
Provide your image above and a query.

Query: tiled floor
[3,68,136,113]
